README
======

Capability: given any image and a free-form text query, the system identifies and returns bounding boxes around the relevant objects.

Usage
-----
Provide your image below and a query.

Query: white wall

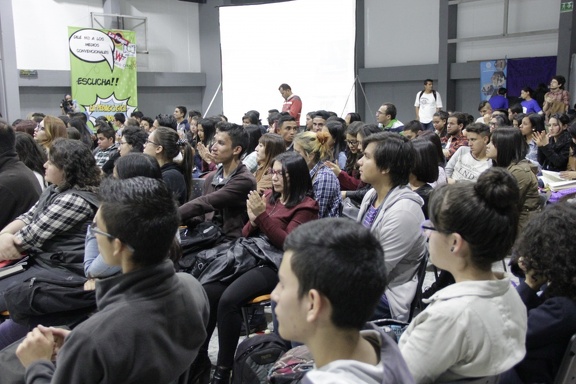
[456,0,560,62]
[364,0,440,67]
[12,0,201,72]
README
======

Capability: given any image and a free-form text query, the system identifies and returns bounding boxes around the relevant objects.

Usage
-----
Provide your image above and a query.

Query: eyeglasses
[268,168,285,177]
[420,219,437,238]
[145,139,160,146]
[376,110,386,115]
[89,222,134,252]
[346,140,359,147]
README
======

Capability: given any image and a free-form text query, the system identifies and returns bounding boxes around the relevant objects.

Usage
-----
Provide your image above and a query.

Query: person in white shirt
[415,79,443,131]
[446,123,492,183]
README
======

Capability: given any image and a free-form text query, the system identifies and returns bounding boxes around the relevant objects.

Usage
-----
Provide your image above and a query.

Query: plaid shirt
[16,190,95,250]
[310,162,341,218]
[545,89,570,108]
[441,133,468,160]
[93,143,119,168]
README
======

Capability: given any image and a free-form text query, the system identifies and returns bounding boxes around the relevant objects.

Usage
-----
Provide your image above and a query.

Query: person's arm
[255,201,319,249]
[179,170,256,222]
[414,95,421,120]
[16,194,94,251]
[83,229,121,278]
[444,149,459,178]
[436,92,443,111]
[414,107,420,121]
[446,137,468,160]
[538,137,570,170]
[562,90,570,111]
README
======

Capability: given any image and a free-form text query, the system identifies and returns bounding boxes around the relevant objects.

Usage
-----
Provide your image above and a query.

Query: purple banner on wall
[507,56,557,98]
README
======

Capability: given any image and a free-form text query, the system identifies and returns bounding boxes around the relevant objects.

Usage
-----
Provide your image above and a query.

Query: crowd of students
[0,87,575,384]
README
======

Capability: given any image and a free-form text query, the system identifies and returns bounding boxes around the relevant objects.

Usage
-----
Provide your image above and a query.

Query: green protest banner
[68,27,137,130]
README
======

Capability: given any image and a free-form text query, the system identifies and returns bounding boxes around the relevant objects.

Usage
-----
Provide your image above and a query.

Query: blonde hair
[294,131,331,163]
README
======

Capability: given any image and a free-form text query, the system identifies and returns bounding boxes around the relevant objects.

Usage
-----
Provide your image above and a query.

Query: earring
[450,246,455,252]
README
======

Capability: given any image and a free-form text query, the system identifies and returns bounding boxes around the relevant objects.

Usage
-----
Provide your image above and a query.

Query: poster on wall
[68,27,137,129]
[480,59,507,101]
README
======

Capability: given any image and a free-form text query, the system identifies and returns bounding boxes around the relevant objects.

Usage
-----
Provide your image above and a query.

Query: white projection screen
[219,0,356,125]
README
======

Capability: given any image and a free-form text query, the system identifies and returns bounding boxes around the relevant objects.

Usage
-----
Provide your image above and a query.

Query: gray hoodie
[357,186,427,321]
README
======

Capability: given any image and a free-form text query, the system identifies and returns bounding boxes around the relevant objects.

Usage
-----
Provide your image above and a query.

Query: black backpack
[418,90,437,102]
[233,333,289,384]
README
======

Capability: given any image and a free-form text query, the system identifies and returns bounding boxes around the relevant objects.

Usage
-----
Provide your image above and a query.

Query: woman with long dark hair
[534,113,571,172]
[144,126,194,206]
[14,131,47,190]
[253,133,286,193]
[195,151,319,384]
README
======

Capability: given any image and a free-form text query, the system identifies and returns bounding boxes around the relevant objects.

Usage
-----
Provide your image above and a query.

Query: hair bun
[474,168,519,210]
[316,131,330,145]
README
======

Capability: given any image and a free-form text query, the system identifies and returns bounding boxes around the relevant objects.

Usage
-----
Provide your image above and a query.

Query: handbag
[177,221,224,272]
[341,197,361,220]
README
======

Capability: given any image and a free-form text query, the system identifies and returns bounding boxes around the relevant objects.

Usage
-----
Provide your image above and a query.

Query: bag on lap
[177,221,223,272]
[268,345,314,384]
[232,333,289,384]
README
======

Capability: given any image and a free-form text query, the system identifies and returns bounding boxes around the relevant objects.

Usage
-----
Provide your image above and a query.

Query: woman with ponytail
[144,126,194,205]
[294,130,341,217]
[398,167,527,383]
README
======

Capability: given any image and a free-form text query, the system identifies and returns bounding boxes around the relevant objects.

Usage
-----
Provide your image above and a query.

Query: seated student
[272,218,415,384]
[253,133,286,193]
[179,123,257,240]
[441,112,469,161]
[357,132,426,321]
[92,122,118,169]
[399,168,527,383]
[293,131,341,218]
[486,128,540,231]
[197,152,319,384]
[144,126,194,206]
[432,110,449,139]
[535,113,571,172]
[322,118,348,169]
[84,153,162,279]
[445,122,492,183]
[410,139,439,219]
[402,120,424,140]
[15,177,210,384]
[500,204,576,384]
[0,138,101,349]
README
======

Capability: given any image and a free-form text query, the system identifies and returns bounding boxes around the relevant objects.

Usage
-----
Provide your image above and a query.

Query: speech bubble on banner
[69,29,115,71]
[82,93,136,127]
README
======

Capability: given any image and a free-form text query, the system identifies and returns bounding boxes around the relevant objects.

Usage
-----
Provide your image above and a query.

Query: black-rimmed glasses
[89,223,135,252]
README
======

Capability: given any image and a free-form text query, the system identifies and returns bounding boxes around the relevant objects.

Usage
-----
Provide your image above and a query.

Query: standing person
[486,128,540,231]
[199,152,319,384]
[399,168,527,383]
[445,123,492,183]
[279,83,302,125]
[143,126,193,206]
[15,177,210,384]
[59,94,76,115]
[272,218,415,384]
[415,79,443,131]
[0,122,42,229]
[293,131,341,218]
[357,132,426,321]
[543,75,570,117]
[520,87,543,115]
[489,87,509,110]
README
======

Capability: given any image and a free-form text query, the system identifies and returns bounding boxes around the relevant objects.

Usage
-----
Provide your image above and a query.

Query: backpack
[233,333,289,384]
[268,345,314,384]
[418,90,437,103]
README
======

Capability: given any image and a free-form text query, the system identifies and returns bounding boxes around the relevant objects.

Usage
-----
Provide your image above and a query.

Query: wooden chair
[240,294,271,337]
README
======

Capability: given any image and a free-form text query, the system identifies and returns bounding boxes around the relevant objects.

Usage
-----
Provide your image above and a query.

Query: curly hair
[513,203,576,300]
[49,138,101,191]
[122,126,148,153]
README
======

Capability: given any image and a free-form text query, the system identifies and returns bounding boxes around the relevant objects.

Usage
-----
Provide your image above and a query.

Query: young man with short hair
[402,120,423,140]
[272,218,415,384]
[16,177,210,384]
[376,103,403,133]
[174,105,190,137]
[442,112,469,160]
[543,75,570,117]
[277,114,299,150]
[311,110,330,132]
[446,122,492,183]
[93,124,118,168]
[179,123,257,240]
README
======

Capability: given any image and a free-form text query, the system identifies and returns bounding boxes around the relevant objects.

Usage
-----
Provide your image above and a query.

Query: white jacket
[398,274,527,383]
[357,186,426,321]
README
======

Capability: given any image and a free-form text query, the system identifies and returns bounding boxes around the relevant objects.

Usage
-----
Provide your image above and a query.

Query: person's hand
[559,171,576,180]
[45,326,70,358]
[518,257,548,291]
[16,327,55,368]
[534,131,549,147]
[447,178,455,185]
[247,190,266,224]
[197,143,214,163]
[341,191,347,199]
[324,161,342,177]
[0,233,22,260]
[84,279,97,291]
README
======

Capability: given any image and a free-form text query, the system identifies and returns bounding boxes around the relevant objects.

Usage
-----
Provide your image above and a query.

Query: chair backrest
[554,333,576,384]
[408,249,430,322]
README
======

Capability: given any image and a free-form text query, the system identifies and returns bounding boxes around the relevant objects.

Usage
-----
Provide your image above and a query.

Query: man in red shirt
[279,83,302,125]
